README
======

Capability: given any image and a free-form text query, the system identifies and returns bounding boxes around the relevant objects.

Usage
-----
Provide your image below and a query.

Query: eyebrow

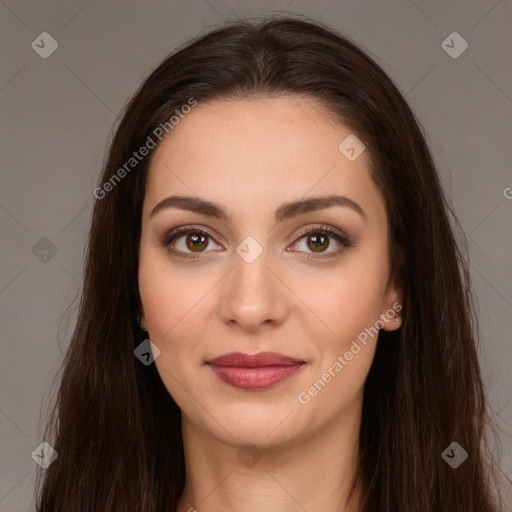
[149,194,368,224]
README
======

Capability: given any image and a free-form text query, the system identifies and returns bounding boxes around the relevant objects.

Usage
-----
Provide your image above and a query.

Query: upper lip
[207,351,305,367]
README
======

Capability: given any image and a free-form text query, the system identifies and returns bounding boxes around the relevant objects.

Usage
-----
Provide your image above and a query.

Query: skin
[138,95,403,512]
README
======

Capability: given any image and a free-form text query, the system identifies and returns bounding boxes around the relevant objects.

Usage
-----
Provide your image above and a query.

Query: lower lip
[208,363,304,390]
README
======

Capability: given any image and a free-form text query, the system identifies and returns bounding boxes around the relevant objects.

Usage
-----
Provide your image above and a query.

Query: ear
[137,308,148,331]
[381,248,404,332]
[139,317,148,331]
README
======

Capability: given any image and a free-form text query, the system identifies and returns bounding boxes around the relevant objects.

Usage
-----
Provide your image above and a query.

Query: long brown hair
[35,14,503,511]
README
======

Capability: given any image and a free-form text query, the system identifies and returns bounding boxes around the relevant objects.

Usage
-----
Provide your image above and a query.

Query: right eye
[160,226,223,259]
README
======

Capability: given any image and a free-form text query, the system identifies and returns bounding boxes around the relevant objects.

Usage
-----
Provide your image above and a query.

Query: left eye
[292,230,346,255]
[288,226,351,259]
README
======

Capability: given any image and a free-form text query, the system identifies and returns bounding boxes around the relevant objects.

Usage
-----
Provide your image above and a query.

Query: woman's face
[138,95,402,448]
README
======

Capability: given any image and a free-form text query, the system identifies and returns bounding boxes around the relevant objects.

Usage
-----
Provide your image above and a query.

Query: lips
[207,351,305,390]
[208,351,304,367]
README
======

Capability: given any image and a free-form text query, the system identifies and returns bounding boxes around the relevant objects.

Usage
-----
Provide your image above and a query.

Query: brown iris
[186,232,208,252]
[307,233,329,252]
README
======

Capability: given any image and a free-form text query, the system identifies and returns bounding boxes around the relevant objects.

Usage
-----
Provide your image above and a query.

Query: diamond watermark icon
[31,442,58,468]
[441,441,468,468]
[32,237,58,262]
[31,32,59,59]
[134,338,161,366]
[338,134,365,161]
[441,32,468,59]
[236,236,263,264]
[237,443,262,468]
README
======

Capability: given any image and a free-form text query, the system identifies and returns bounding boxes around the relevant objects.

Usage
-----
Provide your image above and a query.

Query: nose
[219,247,289,333]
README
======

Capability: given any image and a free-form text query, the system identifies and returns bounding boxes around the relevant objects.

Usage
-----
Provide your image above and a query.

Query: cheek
[302,256,389,346]
[138,247,220,381]
[296,267,386,413]
[138,260,205,400]
[139,244,203,335]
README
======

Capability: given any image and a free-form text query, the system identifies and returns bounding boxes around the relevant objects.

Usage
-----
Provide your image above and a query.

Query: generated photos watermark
[297,301,402,405]
[93,97,198,200]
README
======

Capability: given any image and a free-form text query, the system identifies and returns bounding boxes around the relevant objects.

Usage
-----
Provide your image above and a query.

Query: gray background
[1,1,511,510]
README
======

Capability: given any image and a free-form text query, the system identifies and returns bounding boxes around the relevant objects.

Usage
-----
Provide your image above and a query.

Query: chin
[205,406,305,447]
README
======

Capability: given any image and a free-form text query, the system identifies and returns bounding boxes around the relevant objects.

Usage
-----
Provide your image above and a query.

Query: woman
[35,14,504,512]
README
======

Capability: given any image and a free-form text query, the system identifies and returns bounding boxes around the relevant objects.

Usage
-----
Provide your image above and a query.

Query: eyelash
[159,224,352,261]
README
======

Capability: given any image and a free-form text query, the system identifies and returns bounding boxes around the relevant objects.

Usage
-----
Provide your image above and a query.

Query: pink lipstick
[207,351,305,390]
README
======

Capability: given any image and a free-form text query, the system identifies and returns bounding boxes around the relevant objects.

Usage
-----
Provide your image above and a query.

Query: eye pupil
[186,233,208,252]
[308,234,329,252]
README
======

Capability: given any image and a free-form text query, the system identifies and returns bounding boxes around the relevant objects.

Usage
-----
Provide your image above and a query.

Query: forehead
[143,95,385,225]
[150,95,353,169]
